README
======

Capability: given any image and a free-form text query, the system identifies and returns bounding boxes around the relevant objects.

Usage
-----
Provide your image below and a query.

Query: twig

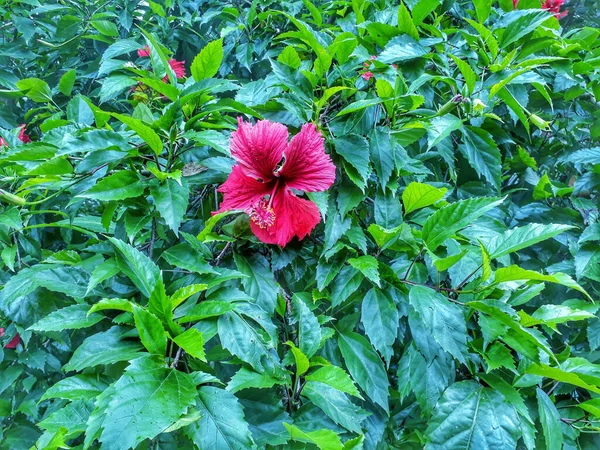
[13,233,21,269]
[403,248,424,280]
[213,241,232,266]
[399,279,466,305]
[148,218,157,258]
[171,347,184,368]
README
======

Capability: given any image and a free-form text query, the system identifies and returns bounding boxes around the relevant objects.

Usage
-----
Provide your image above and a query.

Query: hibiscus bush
[1,0,600,449]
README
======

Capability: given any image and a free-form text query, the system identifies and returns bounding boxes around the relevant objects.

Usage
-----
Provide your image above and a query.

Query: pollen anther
[250,199,276,229]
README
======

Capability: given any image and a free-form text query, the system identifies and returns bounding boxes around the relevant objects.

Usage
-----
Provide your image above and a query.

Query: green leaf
[98,355,196,449]
[133,307,167,356]
[64,326,144,372]
[191,39,223,81]
[78,170,145,201]
[301,381,369,433]
[473,0,492,23]
[338,331,389,412]
[41,375,108,402]
[493,265,590,300]
[292,294,322,358]
[334,135,371,184]
[425,380,521,450]
[468,300,554,360]
[427,114,462,150]
[536,388,564,450]
[402,182,447,214]
[59,69,76,96]
[178,301,236,323]
[284,423,343,450]
[336,98,386,117]
[449,55,477,95]
[397,343,454,414]
[89,298,135,315]
[378,35,427,64]
[348,256,380,287]
[185,386,255,449]
[16,77,52,102]
[169,284,208,309]
[287,341,310,376]
[109,237,161,298]
[409,286,468,363]
[526,363,600,395]
[111,113,163,155]
[161,243,217,275]
[150,178,189,234]
[29,304,103,332]
[278,46,302,69]
[459,126,502,190]
[422,196,504,251]
[218,311,280,374]
[91,19,119,36]
[234,252,278,313]
[305,365,363,399]
[369,128,395,190]
[227,367,286,393]
[522,304,595,331]
[361,288,398,364]
[486,223,573,259]
[397,2,419,40]
[173,328,206,361]
[496,9,552,48]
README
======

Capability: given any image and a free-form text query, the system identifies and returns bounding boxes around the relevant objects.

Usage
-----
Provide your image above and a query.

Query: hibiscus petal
[279,123,336,192]
[230,118,288,182]
[250,188,321,247]
[216,165,273,213]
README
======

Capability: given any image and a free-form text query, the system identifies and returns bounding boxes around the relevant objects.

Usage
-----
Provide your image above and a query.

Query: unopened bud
[0,189,26,206]
[530,114,550,130]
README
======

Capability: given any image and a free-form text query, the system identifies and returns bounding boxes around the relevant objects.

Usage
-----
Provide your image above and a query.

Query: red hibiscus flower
[215,119,336,247]
[137,46,186,80]
[18,124,31,143]
[138,45,151,57]
[5,332,21,349]
[362,71,374,81]
[541,0,567,19]
[165,59,186,80]
[1,124,30,148]
[513,0,520,8]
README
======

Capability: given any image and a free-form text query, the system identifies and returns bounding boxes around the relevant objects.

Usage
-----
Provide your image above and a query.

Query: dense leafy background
[1,0,600,449]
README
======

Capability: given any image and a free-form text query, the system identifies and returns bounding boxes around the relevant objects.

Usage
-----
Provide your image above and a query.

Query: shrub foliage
[1,0,600,449]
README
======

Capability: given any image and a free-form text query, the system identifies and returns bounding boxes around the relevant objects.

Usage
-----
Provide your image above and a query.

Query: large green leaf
[111,113,163,155]
[191,39,223,81]
[536,388,564,450]
[29,304,103,332]
[150,178,189,234]
[409,286,468,363]
[425,380,521,450]
[485,223,574,259]
[64,327,144,372]
[402,182,447,215]
[422,197,504,251]
[234,252,278,313]
[185,386,255,449]
[459,127,502,190]
[301,381,369,434]
[78,171,145,201]
[109,238,161,298]
[338,331,389,412]
[361,288,398,364]
[98,356,196,450]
